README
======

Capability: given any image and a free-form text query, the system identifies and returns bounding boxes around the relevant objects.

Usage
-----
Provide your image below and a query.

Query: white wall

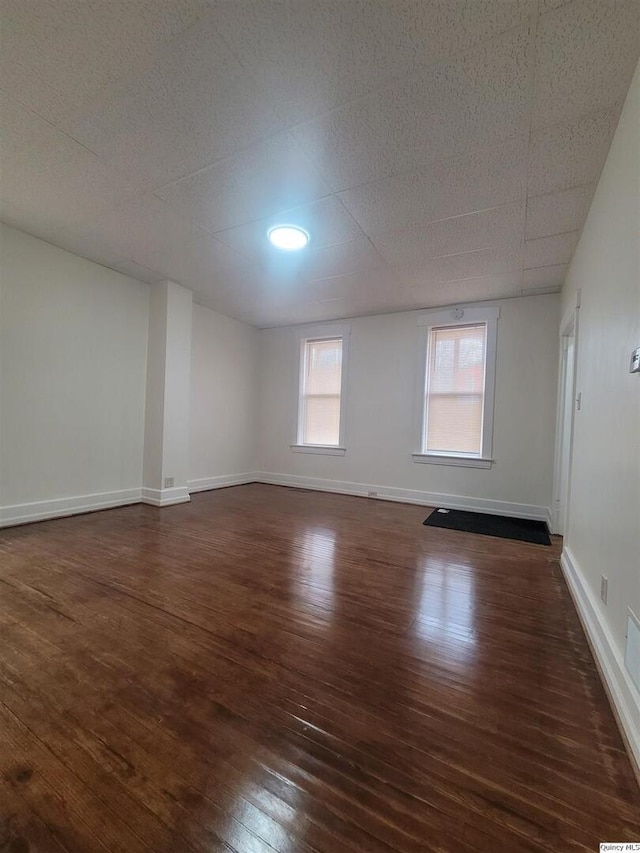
[0,224,149,523]
[143,280,193,504]
[0,226,259,522]
[142,277,169,495]
[559,62,640,766]
[189,303,258,489]
[0,228,562,527]
[257,293,559,517]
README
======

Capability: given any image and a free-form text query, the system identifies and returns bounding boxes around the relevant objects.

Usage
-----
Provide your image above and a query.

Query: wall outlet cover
[164,477,175,489]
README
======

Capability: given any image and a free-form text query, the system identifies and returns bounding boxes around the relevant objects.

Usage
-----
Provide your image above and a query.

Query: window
[425,323,486,454]
[302,337,342,445]
[293,324,349,455]
[414,307,498,468]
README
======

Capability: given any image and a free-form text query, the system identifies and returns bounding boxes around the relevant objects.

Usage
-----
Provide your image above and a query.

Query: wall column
[142,280,192,506]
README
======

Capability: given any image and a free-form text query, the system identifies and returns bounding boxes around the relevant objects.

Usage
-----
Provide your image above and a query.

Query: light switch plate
[630,346,640,373]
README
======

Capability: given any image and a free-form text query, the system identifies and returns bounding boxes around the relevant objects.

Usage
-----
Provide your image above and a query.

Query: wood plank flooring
[0,483,638,852]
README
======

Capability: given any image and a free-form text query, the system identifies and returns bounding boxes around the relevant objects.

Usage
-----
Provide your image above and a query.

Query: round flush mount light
[267,225,309,251]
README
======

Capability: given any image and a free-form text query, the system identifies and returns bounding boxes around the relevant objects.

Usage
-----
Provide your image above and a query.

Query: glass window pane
[425,324,486,455]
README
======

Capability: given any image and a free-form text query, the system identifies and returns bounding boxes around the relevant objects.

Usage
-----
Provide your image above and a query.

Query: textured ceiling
[1,0,638,328]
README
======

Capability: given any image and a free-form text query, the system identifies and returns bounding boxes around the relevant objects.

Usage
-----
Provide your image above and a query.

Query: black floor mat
[423,508,551,545]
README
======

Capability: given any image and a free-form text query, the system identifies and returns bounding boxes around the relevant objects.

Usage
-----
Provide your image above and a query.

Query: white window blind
[424,323,487,455]
[301,338,343,446]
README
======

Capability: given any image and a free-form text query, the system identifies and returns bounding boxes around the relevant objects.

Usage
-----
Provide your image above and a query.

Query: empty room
[1,1,639,851]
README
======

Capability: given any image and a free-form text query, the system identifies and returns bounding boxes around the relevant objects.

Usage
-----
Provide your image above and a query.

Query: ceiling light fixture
[268,225,309,251]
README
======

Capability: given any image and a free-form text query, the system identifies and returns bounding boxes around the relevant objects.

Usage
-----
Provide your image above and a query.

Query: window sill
[412,452,493,469]
[291,444,346,456]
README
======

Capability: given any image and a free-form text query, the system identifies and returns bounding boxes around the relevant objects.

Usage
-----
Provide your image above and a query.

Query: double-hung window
[414,307,498,468]
[292,324,349,455]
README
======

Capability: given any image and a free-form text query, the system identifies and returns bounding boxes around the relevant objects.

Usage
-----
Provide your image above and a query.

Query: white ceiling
[1,0,638,328]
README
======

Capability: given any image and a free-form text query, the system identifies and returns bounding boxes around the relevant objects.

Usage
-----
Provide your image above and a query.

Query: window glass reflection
[294,528,336,616]
[413,558,477,662]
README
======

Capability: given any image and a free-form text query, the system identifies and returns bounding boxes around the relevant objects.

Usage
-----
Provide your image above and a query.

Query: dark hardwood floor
[0,484,638,852]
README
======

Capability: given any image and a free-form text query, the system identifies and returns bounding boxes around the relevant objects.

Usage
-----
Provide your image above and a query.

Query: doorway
[553,310,578,536]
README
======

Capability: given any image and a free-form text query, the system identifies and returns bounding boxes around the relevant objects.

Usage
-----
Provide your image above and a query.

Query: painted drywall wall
[0,224,149,520]
[162,282,193,493]
[143,280,193,504]
[142,278,169,495]
[257,293,559,516]
[560,62,640,760]
[189,303,258,489]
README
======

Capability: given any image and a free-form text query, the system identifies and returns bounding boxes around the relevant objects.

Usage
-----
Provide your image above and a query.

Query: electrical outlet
[600,575,608,605]
[367,491,378,498]
[164,477,174,489]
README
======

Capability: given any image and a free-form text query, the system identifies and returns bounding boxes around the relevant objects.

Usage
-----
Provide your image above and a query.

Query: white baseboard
[188,473,258,493]
[546,506,554,533]
[140,486,190,506]
[0,471,551,531]
[560,547,640,778]
[254,471,549,520]
[0,475,254,528]
[0,488,142,528]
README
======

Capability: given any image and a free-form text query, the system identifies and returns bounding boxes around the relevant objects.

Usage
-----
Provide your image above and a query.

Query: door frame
[551,293,581,536]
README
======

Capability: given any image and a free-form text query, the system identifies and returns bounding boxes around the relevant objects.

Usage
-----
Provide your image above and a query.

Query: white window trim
[292,322,350,455]
[413,306,499,468]
[411,452,492,469]
[290,444,346,456]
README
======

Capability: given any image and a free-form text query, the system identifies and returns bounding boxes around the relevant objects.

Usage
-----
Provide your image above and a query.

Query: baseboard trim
[140,486,190,507]
[0,488,142,528]
[188,473,258,493]
[254,471,549,520]
[545,506,554,534]
[0,475,255,528]
[0,472,552,532]
[560,547,640,781]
